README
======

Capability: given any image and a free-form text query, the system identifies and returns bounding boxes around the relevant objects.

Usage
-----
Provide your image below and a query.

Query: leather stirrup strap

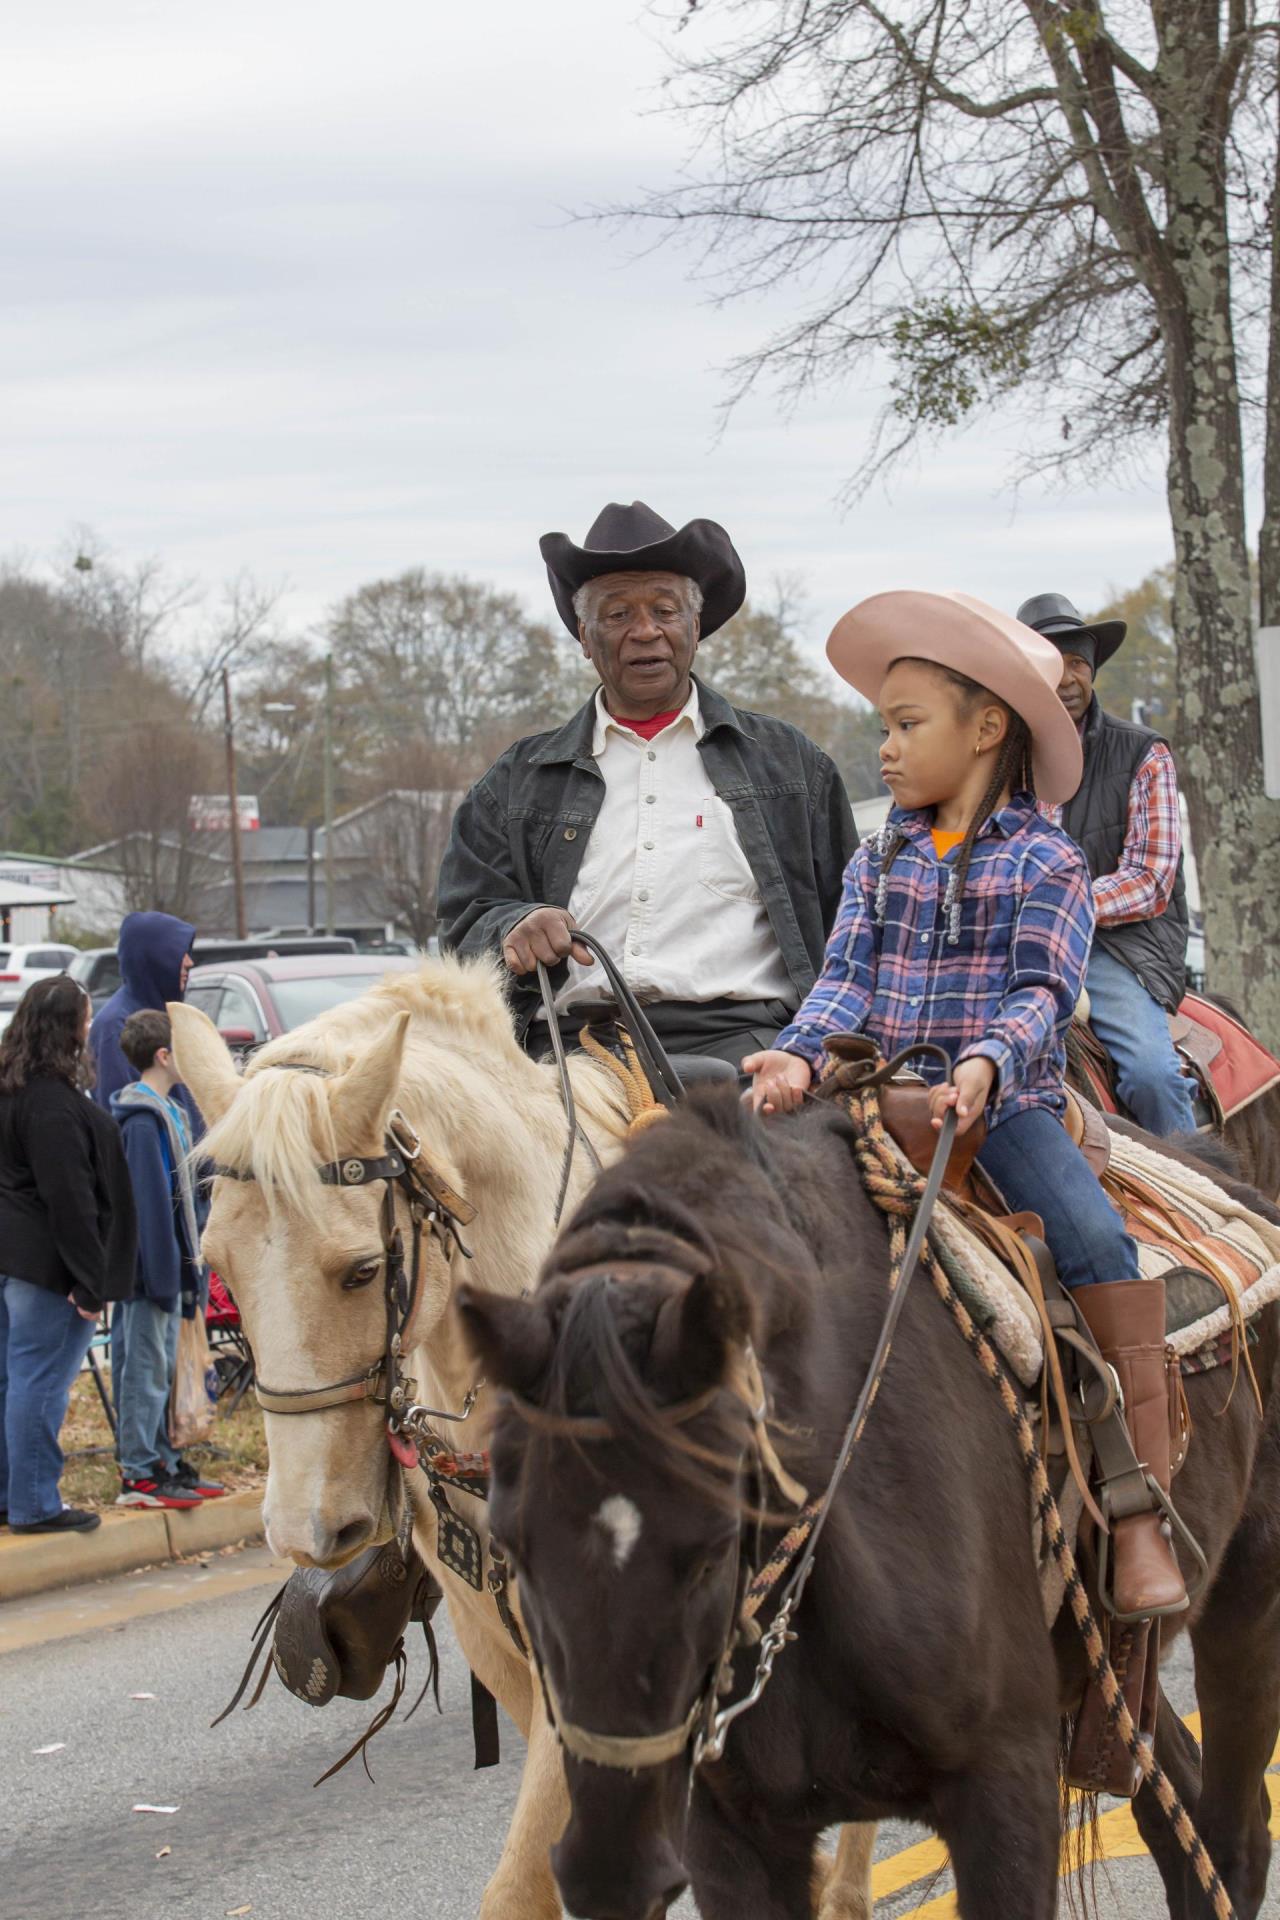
[471,1671,501,1770]
[997,1225,1107,1536]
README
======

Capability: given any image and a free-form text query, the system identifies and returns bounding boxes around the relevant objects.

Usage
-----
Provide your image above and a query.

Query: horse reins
[511,1046,959,1775]
[534,928,687,1222]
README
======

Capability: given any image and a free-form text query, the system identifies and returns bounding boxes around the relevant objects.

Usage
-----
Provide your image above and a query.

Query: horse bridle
[212,1084,477,1435]
[502,1056,959,1776]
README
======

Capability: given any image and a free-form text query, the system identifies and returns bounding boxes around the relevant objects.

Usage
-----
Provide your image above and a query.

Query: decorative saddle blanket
[914,1129,1280,1391]
[1075,991,1280,1125]
[1176,992,1280,1123]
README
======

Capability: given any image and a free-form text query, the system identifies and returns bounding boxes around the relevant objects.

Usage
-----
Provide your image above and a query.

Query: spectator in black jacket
[0,975,138,1533]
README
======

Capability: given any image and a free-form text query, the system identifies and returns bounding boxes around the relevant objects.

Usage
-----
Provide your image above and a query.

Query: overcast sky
[1,0,1182,679]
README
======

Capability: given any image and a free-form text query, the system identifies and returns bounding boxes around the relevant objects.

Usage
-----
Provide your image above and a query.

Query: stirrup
[1095,1476,1208,1624]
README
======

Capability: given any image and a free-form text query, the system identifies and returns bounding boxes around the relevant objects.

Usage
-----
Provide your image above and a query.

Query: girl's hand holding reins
[928,1058,996,1137]
[743,1049,812,1116]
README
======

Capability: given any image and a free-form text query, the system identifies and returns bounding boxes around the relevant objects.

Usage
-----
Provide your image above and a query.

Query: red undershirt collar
[605,706,683,741]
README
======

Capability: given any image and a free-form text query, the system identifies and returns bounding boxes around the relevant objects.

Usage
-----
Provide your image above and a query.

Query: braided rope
[577,1023,669,1133]
[841,1087,1236,1920]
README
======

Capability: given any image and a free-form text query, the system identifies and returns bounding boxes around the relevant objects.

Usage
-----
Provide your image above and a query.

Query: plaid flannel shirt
[776,792,1094,1124]
[1040,739,1181,927]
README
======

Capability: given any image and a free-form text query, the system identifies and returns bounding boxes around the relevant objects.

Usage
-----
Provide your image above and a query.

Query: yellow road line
[888,1721,1276,1919]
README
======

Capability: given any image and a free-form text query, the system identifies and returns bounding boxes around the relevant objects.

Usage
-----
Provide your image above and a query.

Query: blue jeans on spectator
[977,1106,1141,1291]
[1086,945,1198,1137]
[112,1298,181,1482]
[0,1275,99,1526]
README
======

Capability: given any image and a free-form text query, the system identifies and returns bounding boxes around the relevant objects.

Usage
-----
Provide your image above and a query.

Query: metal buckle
[388,1109,422,1161]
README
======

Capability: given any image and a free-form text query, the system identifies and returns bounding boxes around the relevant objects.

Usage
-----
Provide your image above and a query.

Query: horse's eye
[342,1257,381,1292]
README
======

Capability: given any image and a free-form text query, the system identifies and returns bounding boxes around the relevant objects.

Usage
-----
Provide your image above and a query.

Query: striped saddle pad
[910,1131,1280,1391]
[1101,1130,1280,1366]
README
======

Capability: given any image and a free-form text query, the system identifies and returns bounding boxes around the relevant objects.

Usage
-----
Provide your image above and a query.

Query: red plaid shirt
[1041,740,1181,927]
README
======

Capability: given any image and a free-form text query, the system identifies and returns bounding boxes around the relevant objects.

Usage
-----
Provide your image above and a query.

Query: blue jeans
[112,1299,180,1481]
[1086,946,1198,1137]
[0,1275,99,1526]
[977,1106,1140,1290]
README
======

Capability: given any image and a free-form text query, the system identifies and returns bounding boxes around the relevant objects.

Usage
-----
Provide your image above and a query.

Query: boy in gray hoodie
[110,1011,222,1509]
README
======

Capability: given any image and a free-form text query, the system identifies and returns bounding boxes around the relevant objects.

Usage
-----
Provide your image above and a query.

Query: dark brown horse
[462,1089,1280,1920]
[1067,992,1280,1199]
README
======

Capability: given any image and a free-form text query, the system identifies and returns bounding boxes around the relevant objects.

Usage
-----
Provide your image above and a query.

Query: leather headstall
[208,1065,476,1430]
[498,1256,807,1774]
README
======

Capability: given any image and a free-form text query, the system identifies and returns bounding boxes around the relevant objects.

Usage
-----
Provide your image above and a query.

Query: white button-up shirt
[551,686,792,1014]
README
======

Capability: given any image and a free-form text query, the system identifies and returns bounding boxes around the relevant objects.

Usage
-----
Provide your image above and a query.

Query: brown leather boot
[1073,1279,1189,1618]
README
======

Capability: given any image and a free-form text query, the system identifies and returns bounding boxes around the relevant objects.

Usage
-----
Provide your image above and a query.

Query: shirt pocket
[697,796,762,904]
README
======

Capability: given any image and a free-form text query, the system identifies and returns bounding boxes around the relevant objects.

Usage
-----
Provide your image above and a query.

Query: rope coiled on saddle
[839,1084,1236,1920]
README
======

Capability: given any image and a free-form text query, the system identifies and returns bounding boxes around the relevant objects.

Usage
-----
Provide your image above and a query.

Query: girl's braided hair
[873,660,1034,945]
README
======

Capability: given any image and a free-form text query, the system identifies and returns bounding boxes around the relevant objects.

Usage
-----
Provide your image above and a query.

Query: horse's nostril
[331,1517,373,1558]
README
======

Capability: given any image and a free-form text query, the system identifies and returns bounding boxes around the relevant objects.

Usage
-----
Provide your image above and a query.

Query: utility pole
[222,666,248,939]
[323,652,335,936]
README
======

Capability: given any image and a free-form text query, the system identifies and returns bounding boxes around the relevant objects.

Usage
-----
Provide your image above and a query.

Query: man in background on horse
[1018,592,1198,1137]
[438,501,857,1069]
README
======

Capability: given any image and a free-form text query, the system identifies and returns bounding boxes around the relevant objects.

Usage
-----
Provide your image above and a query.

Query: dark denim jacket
[437,676,858,1039]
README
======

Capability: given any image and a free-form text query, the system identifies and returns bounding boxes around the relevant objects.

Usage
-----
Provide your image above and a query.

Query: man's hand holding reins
[928,1057,995,1136]
[743,1048,812,1116]
[502,907,594,975]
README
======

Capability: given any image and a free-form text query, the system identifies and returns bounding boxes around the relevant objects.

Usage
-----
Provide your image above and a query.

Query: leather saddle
[821,1034,1113,1193]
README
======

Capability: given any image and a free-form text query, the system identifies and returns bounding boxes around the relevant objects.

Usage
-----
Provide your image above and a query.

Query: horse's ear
[329,1009,411,1149]
[659,1268,753,1398]
[457,1285,553,1397]
[168,1001,241,1127]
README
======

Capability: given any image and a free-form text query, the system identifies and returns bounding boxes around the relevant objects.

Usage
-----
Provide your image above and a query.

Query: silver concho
[341,1159,366,1185]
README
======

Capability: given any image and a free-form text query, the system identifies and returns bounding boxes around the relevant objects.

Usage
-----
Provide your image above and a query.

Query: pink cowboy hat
[826,589,1083,805]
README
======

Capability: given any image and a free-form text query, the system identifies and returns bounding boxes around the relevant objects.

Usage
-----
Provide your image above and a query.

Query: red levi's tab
[608,708,681,741]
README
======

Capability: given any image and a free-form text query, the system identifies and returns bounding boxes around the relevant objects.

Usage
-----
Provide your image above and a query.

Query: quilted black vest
[1060,699,1189,1012]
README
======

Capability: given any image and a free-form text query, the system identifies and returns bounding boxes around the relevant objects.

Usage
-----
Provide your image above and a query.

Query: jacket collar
[529,673,749,765]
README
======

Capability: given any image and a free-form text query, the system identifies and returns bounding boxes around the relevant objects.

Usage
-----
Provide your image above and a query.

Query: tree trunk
[1260,70,1280,629]
[1161,144,1280,1046]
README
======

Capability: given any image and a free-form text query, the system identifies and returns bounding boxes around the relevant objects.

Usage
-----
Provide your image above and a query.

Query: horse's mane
[512,1091,844,1512]
[199,953,629,1212]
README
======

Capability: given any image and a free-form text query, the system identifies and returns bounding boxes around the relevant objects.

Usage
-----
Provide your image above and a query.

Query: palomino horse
[172,960,631,1919]
[172,960,877,1920]
[464,1087,1280,1920]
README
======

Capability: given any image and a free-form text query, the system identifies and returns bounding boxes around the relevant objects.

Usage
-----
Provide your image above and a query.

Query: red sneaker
[116,1477,203,1511]
[172,1459,227,1499]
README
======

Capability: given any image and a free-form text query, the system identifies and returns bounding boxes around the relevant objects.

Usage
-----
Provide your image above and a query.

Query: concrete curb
[0,1487,264,1603]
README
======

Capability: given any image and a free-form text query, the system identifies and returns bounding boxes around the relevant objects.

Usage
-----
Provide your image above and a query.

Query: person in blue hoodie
[90,911,197,1117]
[110,1010,222,1508]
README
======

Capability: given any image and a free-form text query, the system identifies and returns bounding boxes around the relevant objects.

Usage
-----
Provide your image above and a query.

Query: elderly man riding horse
[437,501,857,1068]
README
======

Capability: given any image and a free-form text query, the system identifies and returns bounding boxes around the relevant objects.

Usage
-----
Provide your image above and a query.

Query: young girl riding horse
[746,589,1187,1619]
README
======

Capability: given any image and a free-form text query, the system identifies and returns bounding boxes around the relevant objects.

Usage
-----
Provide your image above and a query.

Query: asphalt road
[2,1547,1278,1920]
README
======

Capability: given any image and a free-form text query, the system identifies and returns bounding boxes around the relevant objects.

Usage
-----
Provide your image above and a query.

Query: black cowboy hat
[539,501,747,639]
[1016,591,1126,671]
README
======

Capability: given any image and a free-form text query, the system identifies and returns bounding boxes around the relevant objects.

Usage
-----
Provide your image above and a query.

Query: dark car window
[30,948,74,969]
[0,950,10,970]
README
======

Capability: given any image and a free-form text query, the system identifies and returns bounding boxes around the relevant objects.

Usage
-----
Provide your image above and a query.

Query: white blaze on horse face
[594,1494,643,1571]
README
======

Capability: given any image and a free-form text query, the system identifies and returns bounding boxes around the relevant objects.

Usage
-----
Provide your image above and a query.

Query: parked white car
[0,941,79,994]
